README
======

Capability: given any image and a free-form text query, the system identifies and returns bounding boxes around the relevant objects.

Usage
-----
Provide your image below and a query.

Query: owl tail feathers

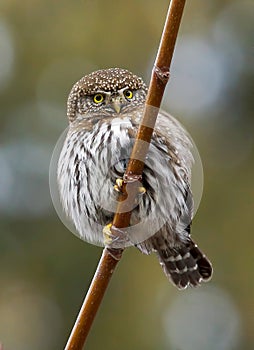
[156,239,213,290]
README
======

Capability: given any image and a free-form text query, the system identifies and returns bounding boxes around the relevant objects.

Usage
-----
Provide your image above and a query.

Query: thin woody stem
[64,1,186,349]
[112,0,186,231]
[64,248,123,350]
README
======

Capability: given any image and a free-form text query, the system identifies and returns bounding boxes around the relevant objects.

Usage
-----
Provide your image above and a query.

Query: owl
[57,67,212,289]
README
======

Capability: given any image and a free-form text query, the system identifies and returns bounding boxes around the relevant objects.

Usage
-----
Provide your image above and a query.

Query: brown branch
[112,0,186,231]
[64,1,186,349]
[64,248,123,350]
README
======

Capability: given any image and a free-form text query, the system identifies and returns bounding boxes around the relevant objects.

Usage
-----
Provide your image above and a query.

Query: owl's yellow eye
[93,93,104,104]
[124,89,133,100]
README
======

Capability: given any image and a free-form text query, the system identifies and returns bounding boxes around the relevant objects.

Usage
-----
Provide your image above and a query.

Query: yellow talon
[103,223,128,248]
[103,223,113,245]
[138,186,146,194]
[114,178,124,192]
[114,178,146,195]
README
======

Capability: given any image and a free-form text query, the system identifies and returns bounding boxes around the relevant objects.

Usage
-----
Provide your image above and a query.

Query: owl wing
[155,110,194,179]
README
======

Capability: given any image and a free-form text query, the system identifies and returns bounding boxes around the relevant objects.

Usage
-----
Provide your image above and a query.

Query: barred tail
[156,239,213,289]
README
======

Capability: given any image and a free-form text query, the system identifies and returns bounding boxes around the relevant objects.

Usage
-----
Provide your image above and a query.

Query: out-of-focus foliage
[0,0,253,349]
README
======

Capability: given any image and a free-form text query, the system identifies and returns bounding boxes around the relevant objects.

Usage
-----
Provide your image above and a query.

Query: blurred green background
[0,0,253,349]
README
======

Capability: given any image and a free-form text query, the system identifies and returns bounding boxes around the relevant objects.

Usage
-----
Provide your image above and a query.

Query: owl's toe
[138,186,146,194]
[114,178,146,195]
[103,223,129,248]
[103,223,114,245]
[113,178,124,193]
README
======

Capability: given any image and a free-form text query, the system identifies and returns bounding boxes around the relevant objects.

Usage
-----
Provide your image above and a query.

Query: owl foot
[113,178,124,193]
[103,223,114,246]
[114,178,146,194]
[138,186,146,194]
[103,223,128,248]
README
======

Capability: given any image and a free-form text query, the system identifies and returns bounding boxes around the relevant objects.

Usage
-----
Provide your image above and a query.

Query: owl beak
[112,98,122,114]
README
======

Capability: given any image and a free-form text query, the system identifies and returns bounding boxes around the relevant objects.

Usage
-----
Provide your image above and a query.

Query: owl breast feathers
[57,68,212,289]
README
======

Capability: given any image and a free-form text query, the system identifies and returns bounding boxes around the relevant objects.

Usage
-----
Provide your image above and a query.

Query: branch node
[106,247,124,261]
[154,65,170,83]
[123,173,143,183]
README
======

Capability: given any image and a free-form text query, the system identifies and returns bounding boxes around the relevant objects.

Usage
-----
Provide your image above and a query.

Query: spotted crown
[67,68,147,122]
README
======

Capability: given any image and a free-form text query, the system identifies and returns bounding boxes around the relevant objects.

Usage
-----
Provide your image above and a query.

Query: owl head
[67,68,147,123]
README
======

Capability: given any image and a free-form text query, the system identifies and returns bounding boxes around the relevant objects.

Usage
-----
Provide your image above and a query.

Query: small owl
[57,67,212,289]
